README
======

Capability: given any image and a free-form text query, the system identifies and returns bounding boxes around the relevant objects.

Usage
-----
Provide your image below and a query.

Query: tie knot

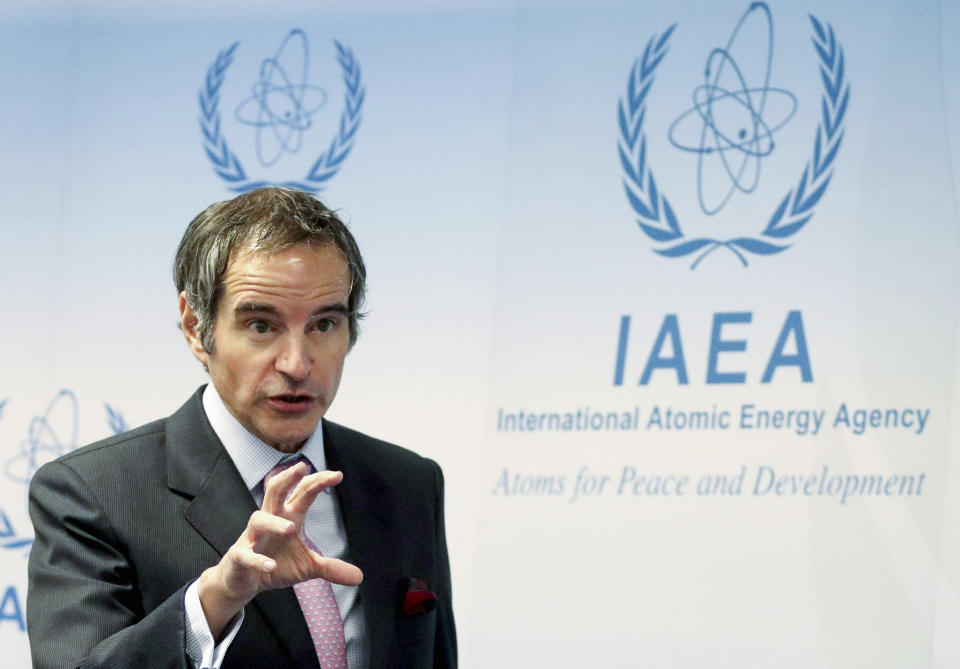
[264,454,315,487]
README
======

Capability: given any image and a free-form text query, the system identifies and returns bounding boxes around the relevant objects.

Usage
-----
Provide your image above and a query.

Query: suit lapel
[324,421,399,667]
[166,389,320,669]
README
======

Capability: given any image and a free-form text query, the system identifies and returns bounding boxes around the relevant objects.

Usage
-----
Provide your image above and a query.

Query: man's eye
[249,320,271,334]
[315,318,337,333]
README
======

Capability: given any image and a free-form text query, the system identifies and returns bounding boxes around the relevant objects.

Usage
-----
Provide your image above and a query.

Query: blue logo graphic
[234,29,329,168]
[105,402,127,435]
[667,3,797,215]
[4,390,79,496]
[200,29,365,193]
[618,4,849,268]
[0,398,28,553]
[1,390,128,553]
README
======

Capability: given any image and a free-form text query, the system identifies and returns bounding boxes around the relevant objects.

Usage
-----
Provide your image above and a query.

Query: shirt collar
[202,384,327,492]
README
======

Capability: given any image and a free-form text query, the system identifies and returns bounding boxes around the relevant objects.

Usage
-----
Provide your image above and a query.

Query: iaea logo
[199,28,365,193]
[618,3,849,268]
[0,390,127,562]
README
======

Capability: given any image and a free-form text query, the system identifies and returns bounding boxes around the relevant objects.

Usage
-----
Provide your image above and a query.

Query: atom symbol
[4,390,78,491]
[234,29,328,168]
[668,2,797,215]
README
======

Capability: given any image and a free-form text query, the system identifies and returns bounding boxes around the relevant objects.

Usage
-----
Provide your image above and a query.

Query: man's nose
[275,334,312,381]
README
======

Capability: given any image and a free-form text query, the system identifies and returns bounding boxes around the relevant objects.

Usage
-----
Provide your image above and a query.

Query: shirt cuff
[184,579,245,669]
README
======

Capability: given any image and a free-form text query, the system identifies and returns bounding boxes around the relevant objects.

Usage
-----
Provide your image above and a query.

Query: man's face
[181,243,352,452]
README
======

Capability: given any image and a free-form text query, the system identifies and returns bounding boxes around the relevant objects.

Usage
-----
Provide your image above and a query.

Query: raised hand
[197,463,363,639]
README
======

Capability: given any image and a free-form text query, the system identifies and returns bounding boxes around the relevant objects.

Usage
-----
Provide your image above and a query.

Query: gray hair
[174,187,366,352]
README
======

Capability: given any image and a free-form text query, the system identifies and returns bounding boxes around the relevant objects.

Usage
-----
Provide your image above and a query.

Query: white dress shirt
[184,384,369,668]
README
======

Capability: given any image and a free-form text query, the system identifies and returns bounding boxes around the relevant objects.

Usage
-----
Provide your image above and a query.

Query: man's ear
[179,292,210,366]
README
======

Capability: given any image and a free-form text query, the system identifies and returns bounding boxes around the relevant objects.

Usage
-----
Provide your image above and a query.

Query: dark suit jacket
[27,388,456,669]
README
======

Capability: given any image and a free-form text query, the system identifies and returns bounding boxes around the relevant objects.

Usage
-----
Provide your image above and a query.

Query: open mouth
[268,394,314,411]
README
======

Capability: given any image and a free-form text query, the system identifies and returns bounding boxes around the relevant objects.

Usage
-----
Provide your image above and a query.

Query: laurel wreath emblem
[200,39,365,193]
[618,16,849,268]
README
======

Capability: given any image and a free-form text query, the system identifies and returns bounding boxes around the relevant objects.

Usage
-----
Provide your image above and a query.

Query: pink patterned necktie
[264,456,348,669]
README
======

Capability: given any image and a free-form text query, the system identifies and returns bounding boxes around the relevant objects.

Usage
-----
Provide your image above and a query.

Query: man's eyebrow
[312,303,351,318]
[235,303,279,315]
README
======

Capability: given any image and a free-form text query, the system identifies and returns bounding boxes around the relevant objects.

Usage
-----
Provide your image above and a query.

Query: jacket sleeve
[431,461,457,668]
[27,460,191,669]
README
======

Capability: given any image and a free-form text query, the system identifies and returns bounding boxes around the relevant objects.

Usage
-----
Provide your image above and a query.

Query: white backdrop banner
[1,1,959,667]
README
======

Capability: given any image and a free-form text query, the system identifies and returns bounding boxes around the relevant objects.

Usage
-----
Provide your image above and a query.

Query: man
[27,187,456,668]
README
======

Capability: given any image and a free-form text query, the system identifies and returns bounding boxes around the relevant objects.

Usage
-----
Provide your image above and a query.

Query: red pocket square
[401,577,439,616]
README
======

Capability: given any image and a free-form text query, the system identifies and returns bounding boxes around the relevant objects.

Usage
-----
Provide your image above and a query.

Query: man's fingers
[246,509,296,545]
[285,470,343,514]
[262,461,307,513]
[227,545,277,576]
[313,555,364,587]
